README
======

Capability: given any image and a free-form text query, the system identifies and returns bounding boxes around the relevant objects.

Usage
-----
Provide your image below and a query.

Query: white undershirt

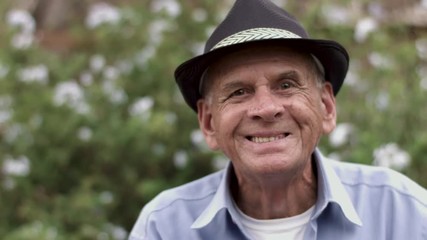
[234,203,314,240]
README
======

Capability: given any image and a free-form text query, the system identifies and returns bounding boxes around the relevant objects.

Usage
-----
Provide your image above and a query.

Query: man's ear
[197,99,219,150]
[320,82,337,134]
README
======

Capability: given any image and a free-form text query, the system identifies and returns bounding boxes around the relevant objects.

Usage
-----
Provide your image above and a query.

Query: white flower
[4,123,23,143]
[374,91,389,110]
[327,152,342,161]
[135,45,156,66]
[368,52,394,69]
[191,129,205,145]
[53,81,83,105]
[101,66,126,105]
[104,223,127,240]
[2,155,30,177]
[85,2,121,29]
[343,70,359,87]
[373,143,411,170]
[6,9,36,50]
[109,89,127,104]
[102,79,127,104]
[343,61,368,93]
[190,42,205,56]
[415,38,427,60]
[212,155,228,170]
[0,110,12,124]
[164,112,177,124]
[90,54,106,73]
[151,0,181,17]
[191,129,210,151]
[11,32,34,49]
[6,9,36,33]
[148,20,171,44]
[115,60,133,75]
[174,150,188,169]
[329,123,354,147]
[53,81,90,114]
[129,97,154,116]
[367,3,386,19]
[192,9,207,22]
[205,26,216,38]
[18,64,49,84]
[79,71,93,86]
[321,4,351,26]
[271,0,286,7]
[0,64,10,78]
[103,66,120,81]
[8,222,58,239]
[366,91,389,111]
[420,78,427,90]
[418,67,427,90]
[354,17,378,43]
[77,127,93,142]
[111,225,127,240]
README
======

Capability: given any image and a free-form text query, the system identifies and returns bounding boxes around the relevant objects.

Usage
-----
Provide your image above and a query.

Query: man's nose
[247,89,284,121]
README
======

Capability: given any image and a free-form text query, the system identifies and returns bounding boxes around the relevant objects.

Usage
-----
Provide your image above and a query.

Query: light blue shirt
[129,149,427,240]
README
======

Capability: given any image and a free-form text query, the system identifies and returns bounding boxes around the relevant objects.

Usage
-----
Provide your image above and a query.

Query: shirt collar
[313,149,363,226]
[191,149,363,229]
[191,162,236,229]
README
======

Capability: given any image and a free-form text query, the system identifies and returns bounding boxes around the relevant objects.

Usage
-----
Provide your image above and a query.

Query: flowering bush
[0,1,220,238]
[0,0,426,239]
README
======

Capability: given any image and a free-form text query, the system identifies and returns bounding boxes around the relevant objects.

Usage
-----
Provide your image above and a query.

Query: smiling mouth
[247,133,291,143]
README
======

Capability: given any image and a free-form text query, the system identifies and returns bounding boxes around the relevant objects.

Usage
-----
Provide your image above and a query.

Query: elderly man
[129,0,427,239]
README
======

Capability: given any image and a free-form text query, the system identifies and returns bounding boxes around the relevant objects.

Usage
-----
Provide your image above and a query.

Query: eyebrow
[217,70,302,93]
[219,80,247,94]
[277,70,300,80]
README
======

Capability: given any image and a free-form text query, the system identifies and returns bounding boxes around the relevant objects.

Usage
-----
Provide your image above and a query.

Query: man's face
[197,45,336,179]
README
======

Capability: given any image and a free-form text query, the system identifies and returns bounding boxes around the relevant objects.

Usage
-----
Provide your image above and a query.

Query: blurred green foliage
[0,0,426,239]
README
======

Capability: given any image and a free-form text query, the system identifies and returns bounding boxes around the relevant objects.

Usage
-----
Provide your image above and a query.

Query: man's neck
[231,159,318,219]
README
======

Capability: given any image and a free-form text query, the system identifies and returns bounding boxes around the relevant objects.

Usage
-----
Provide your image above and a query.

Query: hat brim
[175,38,349,112]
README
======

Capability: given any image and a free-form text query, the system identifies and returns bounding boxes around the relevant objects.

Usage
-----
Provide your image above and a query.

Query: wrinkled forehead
[199,44,319,94]
[212,44,313,71]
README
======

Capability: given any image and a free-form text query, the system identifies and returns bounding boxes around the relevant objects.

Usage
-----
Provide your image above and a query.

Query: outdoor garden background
[0,0,426,239]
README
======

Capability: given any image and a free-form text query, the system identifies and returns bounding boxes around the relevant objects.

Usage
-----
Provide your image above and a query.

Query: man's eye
[230,89,246,97]
[280,81,293,89]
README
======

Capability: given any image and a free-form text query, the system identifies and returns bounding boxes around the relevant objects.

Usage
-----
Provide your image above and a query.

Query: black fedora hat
[175,0,349,112]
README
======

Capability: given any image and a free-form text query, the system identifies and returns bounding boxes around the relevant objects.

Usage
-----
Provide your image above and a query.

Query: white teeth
[251,135,283,143]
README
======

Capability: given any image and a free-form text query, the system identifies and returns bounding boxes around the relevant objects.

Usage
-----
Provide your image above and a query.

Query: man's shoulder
[143,169,224,215]
[130,170,225,239]
[329,159,427,206]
